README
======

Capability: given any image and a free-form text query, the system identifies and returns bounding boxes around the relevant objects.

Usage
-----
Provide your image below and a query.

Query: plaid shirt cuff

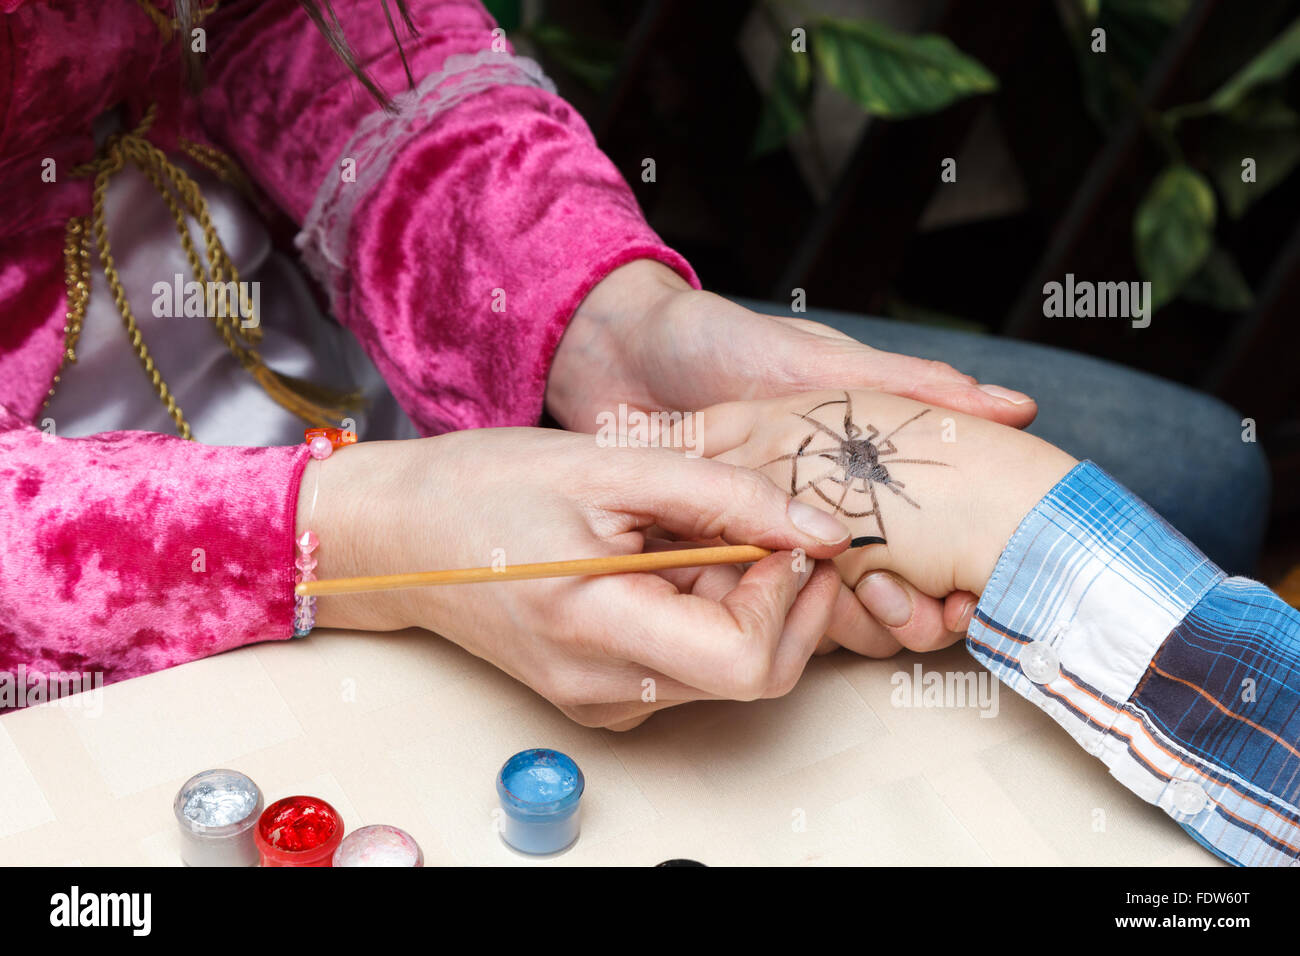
[968,460,1300,866]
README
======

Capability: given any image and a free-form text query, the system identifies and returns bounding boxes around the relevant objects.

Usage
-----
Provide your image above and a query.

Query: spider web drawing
[761,393,949,546]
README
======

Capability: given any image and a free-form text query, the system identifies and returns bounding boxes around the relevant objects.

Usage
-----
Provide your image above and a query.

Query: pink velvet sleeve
[199,0,698,435]
[0,405,309,699]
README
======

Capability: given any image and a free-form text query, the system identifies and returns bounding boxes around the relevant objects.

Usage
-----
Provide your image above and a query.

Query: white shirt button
[1019,641,1060,684]
[1171,780,1208,815]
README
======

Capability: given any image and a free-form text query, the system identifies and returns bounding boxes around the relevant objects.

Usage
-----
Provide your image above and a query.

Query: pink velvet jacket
[0,0,696,693]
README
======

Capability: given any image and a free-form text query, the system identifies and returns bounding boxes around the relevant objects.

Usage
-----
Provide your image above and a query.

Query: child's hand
[703,390,1077,652]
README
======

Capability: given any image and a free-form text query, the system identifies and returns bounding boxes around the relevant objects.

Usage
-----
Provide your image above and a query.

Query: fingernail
[787,499,851,545]
[953,598,976,632]
[856,572,913,628]
[978,383,1033,406]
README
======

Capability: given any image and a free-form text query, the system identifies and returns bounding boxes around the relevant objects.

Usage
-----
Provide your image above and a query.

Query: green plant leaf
[1181,244,1255,311]
[527,24,621,92]
[1206,99,1300,217]
[1134,164,1216,309]
[753,47,813,156]
[1228,92,1300,128]
[811,17,997,118]
[1060,0,1126,128]
[1207,16,1300,113]
[1100,0,1192,79]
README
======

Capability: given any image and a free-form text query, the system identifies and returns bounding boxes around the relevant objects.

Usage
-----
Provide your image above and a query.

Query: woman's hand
[701,390,1078,657]
[299,429,855,730]
[546,260,1038,435]
[545,259,1040,654]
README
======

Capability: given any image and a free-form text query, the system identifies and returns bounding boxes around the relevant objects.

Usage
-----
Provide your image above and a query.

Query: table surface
[0,628,1222,866]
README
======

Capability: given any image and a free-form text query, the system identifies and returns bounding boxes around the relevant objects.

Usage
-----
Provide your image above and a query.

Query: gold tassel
[252,366,362,430]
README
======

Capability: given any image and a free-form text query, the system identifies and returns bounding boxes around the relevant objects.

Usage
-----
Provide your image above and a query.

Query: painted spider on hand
[761,393,949,546]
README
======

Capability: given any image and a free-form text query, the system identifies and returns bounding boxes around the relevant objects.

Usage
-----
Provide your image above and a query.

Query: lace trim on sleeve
[295,50,556,304]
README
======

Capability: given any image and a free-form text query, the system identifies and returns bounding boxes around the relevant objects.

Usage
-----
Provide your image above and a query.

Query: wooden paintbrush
[295,544,776,597]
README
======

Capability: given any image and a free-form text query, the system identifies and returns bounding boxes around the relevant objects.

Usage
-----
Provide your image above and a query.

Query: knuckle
[922,358,968,383]
[755,653,802,699]
[728,646,773,701]
[727,595,770,642]
[874,641,905,660]
[725,465,777,519]
[767,665,802,699]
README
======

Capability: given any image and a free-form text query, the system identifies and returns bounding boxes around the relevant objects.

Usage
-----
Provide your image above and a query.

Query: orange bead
[303,427,358,450]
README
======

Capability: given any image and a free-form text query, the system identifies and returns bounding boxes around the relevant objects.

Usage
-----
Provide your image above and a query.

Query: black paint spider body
[836,438,891,484]
[762,393,949,546]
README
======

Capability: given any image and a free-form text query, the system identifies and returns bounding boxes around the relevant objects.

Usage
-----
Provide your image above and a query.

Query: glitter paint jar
[496,748,584,855]
[255,795,345,867]
[173,769,264,867]
[332,825,424,867]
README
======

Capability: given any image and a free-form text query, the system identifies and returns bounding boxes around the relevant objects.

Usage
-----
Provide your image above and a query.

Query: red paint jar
[254,795,344,867]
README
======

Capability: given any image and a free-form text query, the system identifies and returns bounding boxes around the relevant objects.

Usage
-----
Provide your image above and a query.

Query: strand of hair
[297,0,395,110]
[379,0,415,90]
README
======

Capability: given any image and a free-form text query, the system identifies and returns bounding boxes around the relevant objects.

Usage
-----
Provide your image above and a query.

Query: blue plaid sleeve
[967,460,1300,866]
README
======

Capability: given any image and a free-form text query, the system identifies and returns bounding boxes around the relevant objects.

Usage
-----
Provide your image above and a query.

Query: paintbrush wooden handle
[295,544,775,597]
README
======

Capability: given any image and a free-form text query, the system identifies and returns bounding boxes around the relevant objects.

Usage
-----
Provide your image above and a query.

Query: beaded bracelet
[293,427,357,638]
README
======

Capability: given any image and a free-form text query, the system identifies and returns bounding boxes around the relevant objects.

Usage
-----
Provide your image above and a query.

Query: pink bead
[295,554,318,573]
[296,530,319,553]
[309,436,333,460]
[295,569,316,583]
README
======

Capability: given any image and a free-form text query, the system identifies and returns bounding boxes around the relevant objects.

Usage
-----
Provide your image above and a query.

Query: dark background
[498,0,1300,587]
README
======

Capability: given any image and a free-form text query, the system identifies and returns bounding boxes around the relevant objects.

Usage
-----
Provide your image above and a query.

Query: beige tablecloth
[0,629,1222,866]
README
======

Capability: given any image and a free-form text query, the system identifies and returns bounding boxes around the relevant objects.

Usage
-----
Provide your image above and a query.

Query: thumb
[854,571,970,653]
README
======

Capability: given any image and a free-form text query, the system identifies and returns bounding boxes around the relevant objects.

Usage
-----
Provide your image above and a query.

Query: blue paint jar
[496,748,585,855]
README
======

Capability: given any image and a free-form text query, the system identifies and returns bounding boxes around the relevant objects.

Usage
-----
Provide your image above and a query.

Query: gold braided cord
[177,137,258,203]
[129,133,263,349]
[86,139,194,440]
[134,0,221,43]
[59,104,363,440]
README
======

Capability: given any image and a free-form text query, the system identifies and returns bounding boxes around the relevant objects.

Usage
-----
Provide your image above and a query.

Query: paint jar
[496,748,584,855]
[254,795,345,867]
[332,824,424,867]
[173,769,264,867]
